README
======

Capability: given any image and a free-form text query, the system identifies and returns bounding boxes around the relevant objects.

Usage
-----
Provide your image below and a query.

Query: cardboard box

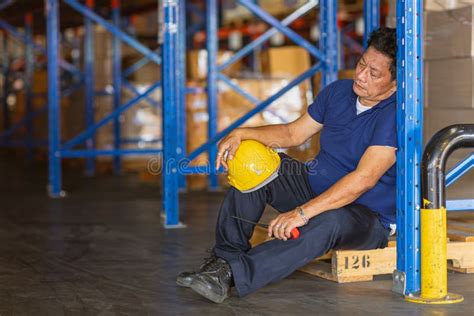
[263,46,311,77]
[425,58,474,109]
[424,0,474,11]
[187,50,242,80]
[425,6,474,60]
[262,46,313,108]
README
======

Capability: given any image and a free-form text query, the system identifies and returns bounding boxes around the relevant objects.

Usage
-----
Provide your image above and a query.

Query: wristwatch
[296,206,309,225]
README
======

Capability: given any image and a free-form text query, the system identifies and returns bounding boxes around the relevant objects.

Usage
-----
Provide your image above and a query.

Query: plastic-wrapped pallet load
[424,4,474,166]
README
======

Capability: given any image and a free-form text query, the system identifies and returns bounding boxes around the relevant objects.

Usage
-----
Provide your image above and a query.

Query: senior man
[178,27,398,303]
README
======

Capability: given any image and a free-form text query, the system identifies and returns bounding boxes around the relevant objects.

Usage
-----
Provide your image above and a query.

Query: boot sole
[190,278,228,304]
[176,278,192,288]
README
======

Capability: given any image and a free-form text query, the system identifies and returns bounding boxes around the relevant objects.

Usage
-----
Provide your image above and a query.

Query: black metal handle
[422,124,474,209]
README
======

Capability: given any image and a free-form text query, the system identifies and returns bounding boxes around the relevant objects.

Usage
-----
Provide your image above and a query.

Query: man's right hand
[216,130,242,170]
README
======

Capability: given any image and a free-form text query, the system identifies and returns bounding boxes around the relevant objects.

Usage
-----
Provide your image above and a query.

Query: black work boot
[190,258,233,303]
[176,255,217,287]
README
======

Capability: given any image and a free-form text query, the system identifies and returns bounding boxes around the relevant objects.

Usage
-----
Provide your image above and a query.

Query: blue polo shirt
[306,79,397,227]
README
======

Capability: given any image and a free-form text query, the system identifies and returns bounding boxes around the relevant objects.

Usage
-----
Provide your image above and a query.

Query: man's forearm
[236,124,295,148]
[302,171,374,219]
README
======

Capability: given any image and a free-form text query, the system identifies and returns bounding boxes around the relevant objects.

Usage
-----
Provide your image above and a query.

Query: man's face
[353,46,396,105]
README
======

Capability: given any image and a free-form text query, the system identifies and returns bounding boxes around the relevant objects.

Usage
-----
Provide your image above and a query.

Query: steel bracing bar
[0,78,83,139]
[395,0,423,295]
[122,79,161,108]
[218,0,319,72]
[446,153,474,188]
[188,62,322,162]
[0,19,82,78]
[61,149,162,157]
[61,81,161,151]
[237,0,324,61]
[363,0,380,47]
[218,73,288,123]
[63,0,161,65]
[122,48,160,78]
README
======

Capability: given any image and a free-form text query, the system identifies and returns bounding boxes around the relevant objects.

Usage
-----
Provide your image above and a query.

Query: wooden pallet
[250,217,474,283]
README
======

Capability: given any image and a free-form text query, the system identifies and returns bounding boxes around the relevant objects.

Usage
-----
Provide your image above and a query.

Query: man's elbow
[356,174,378,192]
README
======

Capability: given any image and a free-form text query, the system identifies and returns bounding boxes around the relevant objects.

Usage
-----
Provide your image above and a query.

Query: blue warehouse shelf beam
[44,0,164,196]
[206,0,219,189]
[122,79,161,109]
[162,0,185,228]
[218,0,319,72]
[0,19,83,79]
[178,0,187,190]
[84,0,96,176]
[46,0,63,198]
[63,0,161,65]
[112,0,122,174]
[320,0,338,87]
[61,81,161,151]
[364,0,380,48]
[122,48,160,78]
[446,153,474,187]
[394,0,423,296]
[238,0,325,60]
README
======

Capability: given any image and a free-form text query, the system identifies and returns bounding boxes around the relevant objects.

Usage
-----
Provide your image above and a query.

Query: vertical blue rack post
[112,0,122,174]
[162,0,185,228]
[24,12,34,160]
[206,0,219,190]
[46,0,64,197]
[394,0,423,296]
[177,0,187,191]
[363,0,380,47]
[320,0,338,87]
[84,0,96,176]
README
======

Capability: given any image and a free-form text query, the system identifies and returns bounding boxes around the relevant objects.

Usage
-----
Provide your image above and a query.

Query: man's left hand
[268,209,306,241]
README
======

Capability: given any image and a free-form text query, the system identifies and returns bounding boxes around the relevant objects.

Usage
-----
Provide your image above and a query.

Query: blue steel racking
[1,0,473,298]
[43,0,164,197]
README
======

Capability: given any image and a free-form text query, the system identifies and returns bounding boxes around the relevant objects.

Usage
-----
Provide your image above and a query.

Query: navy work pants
[213,153,390,297]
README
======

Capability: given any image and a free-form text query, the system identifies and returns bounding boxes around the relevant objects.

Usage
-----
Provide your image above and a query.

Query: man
[177,27,398,303]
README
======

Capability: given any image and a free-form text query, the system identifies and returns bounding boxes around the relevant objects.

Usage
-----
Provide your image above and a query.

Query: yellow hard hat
[227,140,281,193]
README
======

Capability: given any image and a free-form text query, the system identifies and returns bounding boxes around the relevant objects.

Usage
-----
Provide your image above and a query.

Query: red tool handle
[290,227,300,239]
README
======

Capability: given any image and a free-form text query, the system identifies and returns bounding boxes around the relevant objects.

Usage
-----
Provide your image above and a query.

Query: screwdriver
[231,215,300,240]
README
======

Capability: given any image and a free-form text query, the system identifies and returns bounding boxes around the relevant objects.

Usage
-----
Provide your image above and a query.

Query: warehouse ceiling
[0,0,159,33]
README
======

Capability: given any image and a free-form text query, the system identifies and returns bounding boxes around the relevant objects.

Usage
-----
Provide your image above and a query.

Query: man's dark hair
[367,27,397,80]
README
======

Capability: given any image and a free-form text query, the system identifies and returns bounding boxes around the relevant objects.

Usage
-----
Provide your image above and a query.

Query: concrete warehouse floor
[0,151,473,315]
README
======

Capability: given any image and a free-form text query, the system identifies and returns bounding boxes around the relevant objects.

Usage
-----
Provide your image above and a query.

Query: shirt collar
[350,80,396,110]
